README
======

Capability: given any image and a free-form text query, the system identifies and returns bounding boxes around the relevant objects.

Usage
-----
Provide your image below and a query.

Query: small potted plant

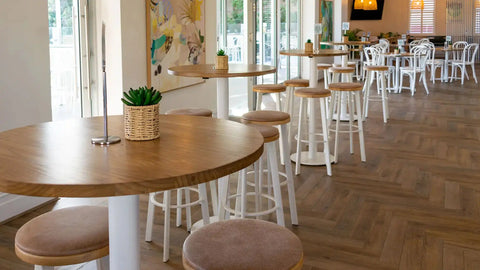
[343,33,349,43]
[121,86,162,141]
[215,49,229,70]
[447,41,452,50]
[305,39,313,53]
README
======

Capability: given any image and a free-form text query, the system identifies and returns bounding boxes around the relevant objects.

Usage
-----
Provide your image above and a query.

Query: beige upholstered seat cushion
[165,108,213,117]
[15,206,108,257]
[244,123,279,143]
[317,63,333,70]
[295,88,331,98]
[364,65,389,71]
[328,82,364,92]
[283,79,309,87]
[328,67,355,73]
[183,219,303,270]
[252,84,287,93]
[241,110,290,125]
[333,62,356,68]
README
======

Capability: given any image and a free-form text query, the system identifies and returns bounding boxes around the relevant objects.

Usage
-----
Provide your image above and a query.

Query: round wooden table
[0,115,264,270]
[168,64,276,119]
[320,41,372,46]
[280,49,348,166]
[436,47,464,82]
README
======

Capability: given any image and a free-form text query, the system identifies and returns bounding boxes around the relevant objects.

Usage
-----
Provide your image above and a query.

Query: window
[476,7,480,34]
[409,0,435,34]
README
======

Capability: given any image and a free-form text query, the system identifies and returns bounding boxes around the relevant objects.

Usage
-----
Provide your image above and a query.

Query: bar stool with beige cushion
[182,219,303,270]
[146,108,212,262]
[317,63,333,89]
[328,82,366,163]
[241,110,298,225]
[294,88,332,176]
[253,84,286,111]
[15,206,109,270]
[283,79,309,143]
[362,65,389,123]
[165,108,213,117]
[329,66,355,83]
[222,124,285,224]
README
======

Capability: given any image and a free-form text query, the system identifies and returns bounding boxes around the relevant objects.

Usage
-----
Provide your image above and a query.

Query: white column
[216,78,229,119]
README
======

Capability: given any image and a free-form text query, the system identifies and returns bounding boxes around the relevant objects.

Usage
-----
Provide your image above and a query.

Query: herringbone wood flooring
[1,70,480,270]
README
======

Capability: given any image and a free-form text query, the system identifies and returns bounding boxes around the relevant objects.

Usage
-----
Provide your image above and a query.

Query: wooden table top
[381,52,416,57]
[436,47,464,52]
[320,41,371,46]
[280,49,348,57]
[168,64,276,78]
[0,115,264,197]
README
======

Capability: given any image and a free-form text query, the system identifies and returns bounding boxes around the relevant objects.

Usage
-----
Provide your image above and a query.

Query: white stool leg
[176,189,182,227]
[320,98,332,176]
[96,255,110,270]
[185,189,192,231]
[348,92,354,154]
[209,181,218,216]
[35,266,54,270]
[295,97,305,175]
[235,172,243,216]
[276,92,282,111]
[380,71,388,123]
[254,160,261,219]
[163,190,171,262]
[323,70,329,89]
[198,183,210,226]
[334,92,341,163]
[256,92,263,110]
[362,70,372,121]
[265,142,285,227]
[217,176,229,221]
[240,168,247,219]
[145,193,155,242]
[355,93,367,162]
[280,124,298,225]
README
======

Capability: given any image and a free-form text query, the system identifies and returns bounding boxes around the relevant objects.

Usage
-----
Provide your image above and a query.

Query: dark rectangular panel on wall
[350,0,385,20]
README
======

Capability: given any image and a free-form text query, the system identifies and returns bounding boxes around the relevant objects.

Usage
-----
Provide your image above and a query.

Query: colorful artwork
[320,0,333,49]
[147,0,206,92]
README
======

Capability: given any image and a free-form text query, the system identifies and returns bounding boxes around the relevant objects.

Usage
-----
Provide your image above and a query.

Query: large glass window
[409,0,435,34]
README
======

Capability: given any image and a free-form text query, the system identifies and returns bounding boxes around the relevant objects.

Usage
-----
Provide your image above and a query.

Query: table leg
[395,56,400,93]
[109,195,140,270]
[443,51,449,82]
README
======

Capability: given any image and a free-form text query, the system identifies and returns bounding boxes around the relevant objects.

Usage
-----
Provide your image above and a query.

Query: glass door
[48,0,96,120]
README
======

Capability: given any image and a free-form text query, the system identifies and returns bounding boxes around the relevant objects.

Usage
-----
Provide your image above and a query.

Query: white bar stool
[283,79,309,143]
[241,110,298,225]
[328,82,366,163]
[362,65,390,123]
[253,84,286,111]
[317,63,333,89]
[294,88,332,176]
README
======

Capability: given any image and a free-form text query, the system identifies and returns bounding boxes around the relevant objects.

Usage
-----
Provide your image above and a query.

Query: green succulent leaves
[217,49,226,56]
[121,86,162,106]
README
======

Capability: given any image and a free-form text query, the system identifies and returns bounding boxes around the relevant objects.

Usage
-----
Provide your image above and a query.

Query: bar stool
[241,110,298,225]
[146,108,212,262]
[283,79,309,143]
[222,124,285,225]
[165,108,213,117]
[362,65,389,123]
[329,66,355,83]
[15,206,109,270]
[317,63,333,89]
[294,88,332,176]
[328,83,366,163]
[182,219,303,270]
[253,84,286,111]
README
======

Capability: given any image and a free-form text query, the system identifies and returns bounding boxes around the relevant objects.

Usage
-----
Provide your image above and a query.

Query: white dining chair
[399,45,430,96]
[450,43,479,85]
[424,42,444,84]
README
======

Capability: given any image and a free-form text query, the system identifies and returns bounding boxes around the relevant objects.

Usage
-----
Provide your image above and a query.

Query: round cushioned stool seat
[317,63,333,70]
[182,219,303,270]
[283,79,309,87]
[328,82,364,92]
[244,123,279,143]
[15,206,108,266]
[165,108,212,117]
[333,62,356,68]
[241,110,290,125]
[295,88,331,98]
[329,67,355,73]
[252,84,287,93]
[364,65,389,71]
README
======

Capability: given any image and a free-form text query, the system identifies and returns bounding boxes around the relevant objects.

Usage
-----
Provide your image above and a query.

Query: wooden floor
[1,70,480,270]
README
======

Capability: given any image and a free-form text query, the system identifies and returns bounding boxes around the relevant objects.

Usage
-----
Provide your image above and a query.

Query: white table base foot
[290,152,335,166]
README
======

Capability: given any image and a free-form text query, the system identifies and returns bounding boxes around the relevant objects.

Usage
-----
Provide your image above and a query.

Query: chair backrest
[419,38,430,44]
[453,41,468,60]
[409,40,423,47]
[422,42,436,61]
[364,46,382,66]
[462,43,479,64]
[379,38,390,53]
[411,45,429,71]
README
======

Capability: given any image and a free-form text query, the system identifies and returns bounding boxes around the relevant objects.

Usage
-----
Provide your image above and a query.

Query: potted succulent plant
[215,49,229,70]
[305,39,313,53]
[121,86,162,141]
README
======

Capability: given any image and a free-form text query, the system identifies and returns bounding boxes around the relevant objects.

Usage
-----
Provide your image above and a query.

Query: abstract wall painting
[147,0,206,92]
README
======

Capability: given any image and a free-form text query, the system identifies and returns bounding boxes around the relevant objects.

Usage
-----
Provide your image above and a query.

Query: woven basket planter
[124,103,160,141]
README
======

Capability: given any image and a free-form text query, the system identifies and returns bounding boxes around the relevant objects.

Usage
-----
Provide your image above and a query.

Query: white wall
[0,0,52,132]
[99,0,217,116]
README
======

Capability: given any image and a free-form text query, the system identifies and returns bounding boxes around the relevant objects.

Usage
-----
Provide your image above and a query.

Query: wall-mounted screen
[350,0,385,20]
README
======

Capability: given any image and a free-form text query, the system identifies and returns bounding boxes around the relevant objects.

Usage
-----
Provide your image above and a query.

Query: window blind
[409,0,435,34]
[476,8,480,34]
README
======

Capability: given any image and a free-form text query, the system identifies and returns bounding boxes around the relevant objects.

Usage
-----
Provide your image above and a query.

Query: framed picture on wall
[146,0,206,93]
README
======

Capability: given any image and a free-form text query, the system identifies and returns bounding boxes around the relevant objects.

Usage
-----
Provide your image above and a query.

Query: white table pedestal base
[290,152,334,166]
